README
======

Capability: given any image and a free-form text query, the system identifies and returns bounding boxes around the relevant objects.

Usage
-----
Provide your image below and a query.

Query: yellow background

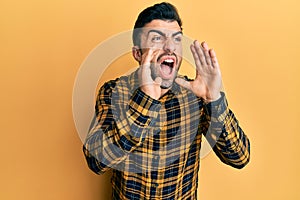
[1,0,299,199]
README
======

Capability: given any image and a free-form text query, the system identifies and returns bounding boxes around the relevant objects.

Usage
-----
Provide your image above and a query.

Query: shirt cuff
[205,92,229,122]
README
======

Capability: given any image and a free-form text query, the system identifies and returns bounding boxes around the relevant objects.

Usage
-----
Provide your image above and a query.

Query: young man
[83,2,250,199]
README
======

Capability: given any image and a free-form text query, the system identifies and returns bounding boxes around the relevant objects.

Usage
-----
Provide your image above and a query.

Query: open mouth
[160,58,175,77]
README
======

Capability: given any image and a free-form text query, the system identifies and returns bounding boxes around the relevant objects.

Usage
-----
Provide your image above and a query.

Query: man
[83,2,250,199]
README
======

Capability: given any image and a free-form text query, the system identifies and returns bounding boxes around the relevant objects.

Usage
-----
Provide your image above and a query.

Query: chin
[160,85,171,89]
[160,80,174,89]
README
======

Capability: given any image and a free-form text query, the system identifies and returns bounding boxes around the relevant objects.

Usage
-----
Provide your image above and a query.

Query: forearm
[212,110,250,169]
[83,119,127,174]
[83,83,161,174]
[203,92,250,168]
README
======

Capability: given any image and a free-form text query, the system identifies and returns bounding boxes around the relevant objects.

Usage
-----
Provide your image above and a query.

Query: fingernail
[202,42,208,50]
[209,49,215,57]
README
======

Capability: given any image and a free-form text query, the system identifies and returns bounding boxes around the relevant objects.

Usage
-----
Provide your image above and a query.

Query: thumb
[175,77,191,90]
[154,77,162,86]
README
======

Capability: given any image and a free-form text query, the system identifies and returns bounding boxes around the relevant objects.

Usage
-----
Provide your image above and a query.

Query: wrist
[204,92,222,103]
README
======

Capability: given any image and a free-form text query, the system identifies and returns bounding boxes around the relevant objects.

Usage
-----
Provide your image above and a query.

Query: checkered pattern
[83,70,250,199]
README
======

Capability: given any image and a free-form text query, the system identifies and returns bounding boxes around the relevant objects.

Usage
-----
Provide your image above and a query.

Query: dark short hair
[132,2,183,47]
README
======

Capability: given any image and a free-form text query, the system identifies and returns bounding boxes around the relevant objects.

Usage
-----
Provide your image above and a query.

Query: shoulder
[98,72,135,97]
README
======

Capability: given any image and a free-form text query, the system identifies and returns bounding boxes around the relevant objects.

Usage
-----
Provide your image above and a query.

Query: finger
[194,40,207,67]
[209,49,219,68]
[190,44,202,72]
[201,41,212,66]
[151,49,161,64]
[175,78,191,90]
[154,77,162,86]
[141,48,154,66]
[140,48,156,83]
[140,49,159,75]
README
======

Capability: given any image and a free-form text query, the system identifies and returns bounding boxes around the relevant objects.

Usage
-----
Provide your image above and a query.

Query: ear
[132,46,142,63]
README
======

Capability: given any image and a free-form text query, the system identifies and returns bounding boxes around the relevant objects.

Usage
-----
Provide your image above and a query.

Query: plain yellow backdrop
[1,0,299,199]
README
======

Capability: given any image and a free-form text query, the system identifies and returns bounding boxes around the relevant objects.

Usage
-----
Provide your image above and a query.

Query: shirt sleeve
[202,92,250,169]
[83,81,161,174]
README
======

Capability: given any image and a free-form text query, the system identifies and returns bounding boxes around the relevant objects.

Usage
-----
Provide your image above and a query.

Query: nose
[163,38,176,53]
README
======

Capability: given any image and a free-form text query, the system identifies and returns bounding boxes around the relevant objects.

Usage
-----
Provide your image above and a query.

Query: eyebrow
[147,29,183,37]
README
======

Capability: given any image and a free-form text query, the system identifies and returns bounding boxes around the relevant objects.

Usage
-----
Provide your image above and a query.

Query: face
[138,20,183,89]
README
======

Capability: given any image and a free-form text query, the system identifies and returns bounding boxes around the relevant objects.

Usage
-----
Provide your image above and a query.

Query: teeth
[164,59,174,63]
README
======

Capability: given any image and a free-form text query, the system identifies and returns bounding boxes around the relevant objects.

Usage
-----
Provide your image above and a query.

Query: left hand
[175,40,222,102]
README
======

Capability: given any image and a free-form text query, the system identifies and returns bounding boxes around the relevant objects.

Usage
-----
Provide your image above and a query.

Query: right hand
[138,48,162,100]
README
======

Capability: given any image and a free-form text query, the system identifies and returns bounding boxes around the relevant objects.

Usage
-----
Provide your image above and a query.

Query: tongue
[161,64,171,75]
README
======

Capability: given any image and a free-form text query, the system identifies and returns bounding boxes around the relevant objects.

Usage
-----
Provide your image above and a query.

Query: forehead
[142,19,182,34]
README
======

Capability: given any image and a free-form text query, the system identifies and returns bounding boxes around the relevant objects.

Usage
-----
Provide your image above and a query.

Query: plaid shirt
[83,70,250,199]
